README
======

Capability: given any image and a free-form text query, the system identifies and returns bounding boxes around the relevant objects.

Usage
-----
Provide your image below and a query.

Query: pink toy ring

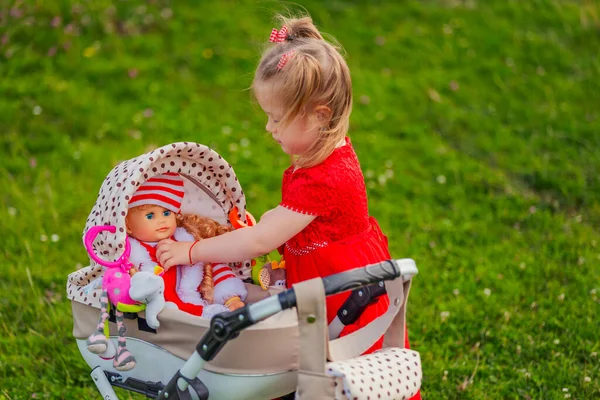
[84,225,131,269]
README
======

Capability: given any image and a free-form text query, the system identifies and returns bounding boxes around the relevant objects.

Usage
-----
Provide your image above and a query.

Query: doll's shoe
[86,333,108,354]
[113,348,136,371]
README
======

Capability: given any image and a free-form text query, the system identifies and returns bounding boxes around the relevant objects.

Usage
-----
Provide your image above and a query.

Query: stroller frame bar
[90,366,120,400]
[91,366,166,399]
[158,259,414,400]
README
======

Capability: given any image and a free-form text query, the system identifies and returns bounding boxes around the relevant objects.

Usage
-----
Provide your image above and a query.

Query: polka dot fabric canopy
[82,142,252,281]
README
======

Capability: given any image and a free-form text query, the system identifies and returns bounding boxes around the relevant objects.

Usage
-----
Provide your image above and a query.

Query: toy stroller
[67,142,422,399]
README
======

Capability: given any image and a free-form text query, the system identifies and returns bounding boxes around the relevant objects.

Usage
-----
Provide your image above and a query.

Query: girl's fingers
[161,254,171,268]
[156,239,173,253]
[157,249,167,263]
[158,242,172,257]
[157,247,170,266]
[156,241,190,268]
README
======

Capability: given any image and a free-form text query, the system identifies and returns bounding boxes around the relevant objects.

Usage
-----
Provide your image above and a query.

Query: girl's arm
[155,206,315,269]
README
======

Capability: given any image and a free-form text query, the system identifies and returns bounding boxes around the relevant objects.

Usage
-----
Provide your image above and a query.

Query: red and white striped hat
[128,173,185,213]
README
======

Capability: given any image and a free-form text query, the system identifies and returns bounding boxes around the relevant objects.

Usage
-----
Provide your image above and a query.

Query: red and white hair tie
[269,25,288,43]
[277,50,295,70]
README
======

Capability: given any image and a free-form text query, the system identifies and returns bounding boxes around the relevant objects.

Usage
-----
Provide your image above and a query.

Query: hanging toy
[83,225,165,371]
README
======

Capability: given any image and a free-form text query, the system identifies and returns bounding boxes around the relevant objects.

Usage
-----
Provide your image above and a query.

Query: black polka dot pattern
[80,142,252,281]
[66,265,104,308]
[326,348,421,399]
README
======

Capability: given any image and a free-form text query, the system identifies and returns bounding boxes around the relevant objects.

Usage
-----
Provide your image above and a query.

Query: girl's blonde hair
[252,15,352,168]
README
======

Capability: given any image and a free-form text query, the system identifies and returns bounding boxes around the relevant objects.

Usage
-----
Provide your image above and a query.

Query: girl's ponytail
[279,16,323,41]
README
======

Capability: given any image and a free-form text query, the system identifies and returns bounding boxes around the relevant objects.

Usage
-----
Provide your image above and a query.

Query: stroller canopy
[83,142,252,280]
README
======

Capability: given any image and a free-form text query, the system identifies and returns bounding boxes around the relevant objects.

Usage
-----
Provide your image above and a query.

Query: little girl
[157,16,420,398]
[127,173,247,318]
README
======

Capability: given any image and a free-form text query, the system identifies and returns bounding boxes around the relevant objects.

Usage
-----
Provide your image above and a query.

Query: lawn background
[1,0,599,399]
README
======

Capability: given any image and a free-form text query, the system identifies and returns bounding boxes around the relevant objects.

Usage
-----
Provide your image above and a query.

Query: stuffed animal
[129,271,166,330]
[251,255,286,290]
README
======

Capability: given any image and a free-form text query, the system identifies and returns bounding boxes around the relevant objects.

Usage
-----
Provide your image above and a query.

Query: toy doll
[126,173,247,318]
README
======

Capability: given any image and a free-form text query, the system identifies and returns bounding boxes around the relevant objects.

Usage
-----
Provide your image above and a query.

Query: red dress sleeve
[280,167,334,216]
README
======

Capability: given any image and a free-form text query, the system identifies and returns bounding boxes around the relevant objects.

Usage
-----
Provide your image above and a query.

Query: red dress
[281,137,416,345]
[280,137,421,400]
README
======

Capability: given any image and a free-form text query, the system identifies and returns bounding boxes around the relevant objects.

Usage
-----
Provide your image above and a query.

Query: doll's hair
[252,15,352,168]
[176,213,233,304]
[175,213,233,239]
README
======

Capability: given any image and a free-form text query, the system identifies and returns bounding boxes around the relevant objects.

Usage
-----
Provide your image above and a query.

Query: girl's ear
[313,105,332,126]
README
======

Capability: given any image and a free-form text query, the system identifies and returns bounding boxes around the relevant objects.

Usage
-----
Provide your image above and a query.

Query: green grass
[1,0,599,398]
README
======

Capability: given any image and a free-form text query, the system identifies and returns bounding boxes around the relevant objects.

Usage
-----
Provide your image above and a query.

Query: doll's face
[126,205,177,242]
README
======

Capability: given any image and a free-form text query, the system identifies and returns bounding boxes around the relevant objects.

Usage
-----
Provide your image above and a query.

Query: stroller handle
[157,259,418,400]
[200,259,414,360]
[324,258,401,293]
[278,258,416,310]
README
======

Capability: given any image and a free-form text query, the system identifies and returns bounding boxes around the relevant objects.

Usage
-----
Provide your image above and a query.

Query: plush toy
[251,255,287,290]
[84,225,165,371]
[129,271,166,329]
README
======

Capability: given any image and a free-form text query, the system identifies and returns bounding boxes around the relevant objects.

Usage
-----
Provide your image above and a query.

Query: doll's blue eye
[163,210,171,217]
[145,213,154,220]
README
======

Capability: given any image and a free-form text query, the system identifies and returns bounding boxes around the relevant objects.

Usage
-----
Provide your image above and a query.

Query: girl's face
[126,205,177,242]
[254,85,322,156]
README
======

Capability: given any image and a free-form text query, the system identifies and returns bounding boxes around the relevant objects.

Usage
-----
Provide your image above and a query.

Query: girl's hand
[156,239,192,270]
